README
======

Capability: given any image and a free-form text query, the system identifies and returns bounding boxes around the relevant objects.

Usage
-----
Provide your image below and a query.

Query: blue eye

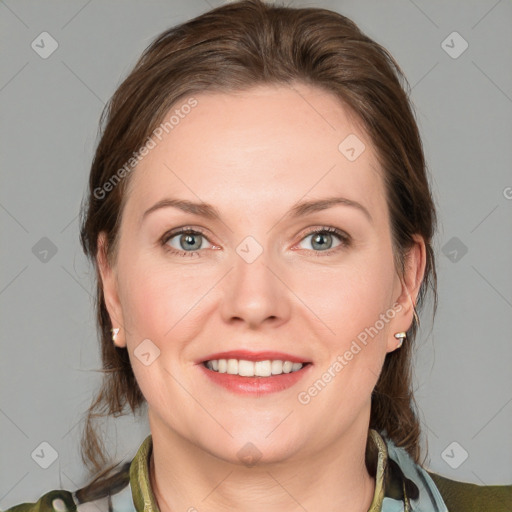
[297,227,350,255]
[160,226,351,258]
[162,228,210,257]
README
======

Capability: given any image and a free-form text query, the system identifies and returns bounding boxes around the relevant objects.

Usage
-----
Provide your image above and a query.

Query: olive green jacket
[3,431,511,512]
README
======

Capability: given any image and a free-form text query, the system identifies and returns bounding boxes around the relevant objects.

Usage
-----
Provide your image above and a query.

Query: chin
[202,433,304,468]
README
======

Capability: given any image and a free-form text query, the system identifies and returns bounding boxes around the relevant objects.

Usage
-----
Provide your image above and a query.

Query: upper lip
[198,350,311,364]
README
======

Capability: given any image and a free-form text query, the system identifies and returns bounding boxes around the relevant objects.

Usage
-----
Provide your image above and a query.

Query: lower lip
[198,363,313,395]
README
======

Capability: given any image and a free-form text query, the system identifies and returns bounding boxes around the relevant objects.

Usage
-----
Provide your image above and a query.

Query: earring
[394,332,406,348]
[111,327,120,343]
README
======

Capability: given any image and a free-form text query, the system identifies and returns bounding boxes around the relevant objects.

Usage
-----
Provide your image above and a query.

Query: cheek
[118,254,212,342]
[295,250,396,338]
[296,248,396,392]
[116,256,211,408]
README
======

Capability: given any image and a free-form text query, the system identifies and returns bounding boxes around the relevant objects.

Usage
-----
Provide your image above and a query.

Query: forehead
[124,83,387,224]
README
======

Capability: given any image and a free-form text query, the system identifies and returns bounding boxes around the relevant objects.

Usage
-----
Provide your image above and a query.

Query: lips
[198,358,313,394]
[198,350,311,364]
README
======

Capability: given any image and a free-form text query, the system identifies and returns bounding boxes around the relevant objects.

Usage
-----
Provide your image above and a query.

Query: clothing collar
[126,429,447,512]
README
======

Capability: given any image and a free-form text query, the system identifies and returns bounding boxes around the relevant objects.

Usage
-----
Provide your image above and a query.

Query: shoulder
[380,431,512,512]
[2,489,78,512]
[2,462,133,512]
[427,471,512,512]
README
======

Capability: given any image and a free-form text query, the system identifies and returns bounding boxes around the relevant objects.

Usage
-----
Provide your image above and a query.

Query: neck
[148,414,376,512]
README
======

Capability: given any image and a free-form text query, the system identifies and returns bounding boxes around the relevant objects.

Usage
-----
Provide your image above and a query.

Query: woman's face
[99,83,424,464]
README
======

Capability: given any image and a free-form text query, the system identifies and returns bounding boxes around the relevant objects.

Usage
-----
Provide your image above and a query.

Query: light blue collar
[383,435,448,512]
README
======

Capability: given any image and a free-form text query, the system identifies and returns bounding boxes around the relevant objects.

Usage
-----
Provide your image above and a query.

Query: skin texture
[97,83,426,512]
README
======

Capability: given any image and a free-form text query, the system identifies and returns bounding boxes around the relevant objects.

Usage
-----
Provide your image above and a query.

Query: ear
[97,232,127,348]
[386,234,427,353]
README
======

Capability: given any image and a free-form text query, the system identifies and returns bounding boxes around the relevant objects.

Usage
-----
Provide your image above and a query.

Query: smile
[200,359,313,395]
[204,358,306,377]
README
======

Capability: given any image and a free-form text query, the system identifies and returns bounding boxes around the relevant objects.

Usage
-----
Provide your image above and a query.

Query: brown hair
[79,0,437,481]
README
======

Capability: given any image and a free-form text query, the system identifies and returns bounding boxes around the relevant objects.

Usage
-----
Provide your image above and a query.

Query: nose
[219,247,291,329]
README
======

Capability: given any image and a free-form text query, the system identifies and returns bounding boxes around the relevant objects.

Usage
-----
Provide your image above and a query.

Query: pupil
[183,234,200,250]
[313,233,331,250]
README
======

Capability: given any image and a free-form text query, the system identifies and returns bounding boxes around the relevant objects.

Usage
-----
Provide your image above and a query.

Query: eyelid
[161,225,216,247]
[161,225,351,257]
[293,226,351,252]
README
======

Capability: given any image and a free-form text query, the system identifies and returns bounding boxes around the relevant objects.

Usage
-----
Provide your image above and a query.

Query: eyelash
[160,225,351,258]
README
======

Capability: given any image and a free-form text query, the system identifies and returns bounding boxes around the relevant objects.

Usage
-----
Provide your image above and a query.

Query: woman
[5,1,511,511]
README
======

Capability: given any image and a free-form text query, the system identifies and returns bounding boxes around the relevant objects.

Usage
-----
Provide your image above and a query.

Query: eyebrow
[142,196,373,224]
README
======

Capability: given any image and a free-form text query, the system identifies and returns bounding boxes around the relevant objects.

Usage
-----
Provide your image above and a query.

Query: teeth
[271,360,283,374]
[205,359,305,377]
[283,361,293,373]
[227,358,238,374]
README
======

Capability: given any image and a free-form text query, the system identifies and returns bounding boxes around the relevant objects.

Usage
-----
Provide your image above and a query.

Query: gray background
[1,0,511,508]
